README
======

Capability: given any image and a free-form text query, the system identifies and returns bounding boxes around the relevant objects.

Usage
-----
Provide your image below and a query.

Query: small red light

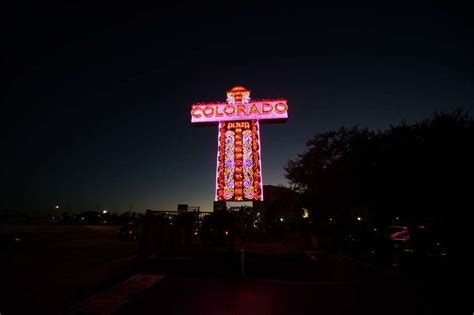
[225,230,229,236]
[128,230,133,235]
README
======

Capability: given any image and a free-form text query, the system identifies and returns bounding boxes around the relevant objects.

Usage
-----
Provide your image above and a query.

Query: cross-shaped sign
[191,86,288,202]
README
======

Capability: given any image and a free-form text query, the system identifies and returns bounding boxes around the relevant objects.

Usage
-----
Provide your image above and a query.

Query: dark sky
[2,1,473,213]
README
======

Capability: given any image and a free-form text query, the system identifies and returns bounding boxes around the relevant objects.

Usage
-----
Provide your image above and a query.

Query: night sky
[2,2,473,213]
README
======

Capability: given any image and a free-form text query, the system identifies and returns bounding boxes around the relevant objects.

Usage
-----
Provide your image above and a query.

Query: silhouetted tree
[285,110,474,247]
[285,126,377,222]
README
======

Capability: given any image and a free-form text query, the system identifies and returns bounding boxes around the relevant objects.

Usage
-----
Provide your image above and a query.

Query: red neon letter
[191,106,202,118]
[237,104,247,116]
[203,106,214,118]
[275,103,288,114]
[262,103,273,114]
[215,105,224,117]
[249,104,261,115]
[224,105,236,116]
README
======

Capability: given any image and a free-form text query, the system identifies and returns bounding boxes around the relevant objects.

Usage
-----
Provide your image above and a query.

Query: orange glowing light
[191,86,288,202]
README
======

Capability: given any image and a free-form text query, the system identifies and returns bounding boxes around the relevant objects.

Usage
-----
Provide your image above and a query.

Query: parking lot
[0,224,138,314]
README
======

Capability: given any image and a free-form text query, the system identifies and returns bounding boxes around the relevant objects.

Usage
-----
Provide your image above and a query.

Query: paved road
[115,252,436,315]
[0,224,138,314]
[0,228,462,314]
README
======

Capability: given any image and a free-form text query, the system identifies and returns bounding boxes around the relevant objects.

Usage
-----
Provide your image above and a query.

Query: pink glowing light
[214,120,262,201]
[192,86,288,203]
[215,122,223,201]
[256,120,263,201]
[191,100,288,123]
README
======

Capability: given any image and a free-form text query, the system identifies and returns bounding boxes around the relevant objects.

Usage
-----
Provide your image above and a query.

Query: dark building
[263,185,302,224]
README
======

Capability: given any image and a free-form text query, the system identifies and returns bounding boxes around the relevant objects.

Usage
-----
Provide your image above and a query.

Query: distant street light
[55,205,59,209]
[102,210,108,214]
[357,216,362,221]
[302,208,309,219]
[280,217,284,222]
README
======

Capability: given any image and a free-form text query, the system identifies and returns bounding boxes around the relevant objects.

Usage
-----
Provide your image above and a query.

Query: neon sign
[191,101,288,123]
[191,86,288,202]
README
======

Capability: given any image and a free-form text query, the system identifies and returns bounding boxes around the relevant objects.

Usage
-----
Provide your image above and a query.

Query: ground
[0,225,460,314]
[0,224,138,314]
[116,252,425,315]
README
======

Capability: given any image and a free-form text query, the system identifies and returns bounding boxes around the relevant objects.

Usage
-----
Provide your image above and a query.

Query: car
[342,225,416,267]
[118,223,140,240]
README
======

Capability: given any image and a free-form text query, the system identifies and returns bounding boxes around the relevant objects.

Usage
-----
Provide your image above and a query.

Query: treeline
[285,110,473,239]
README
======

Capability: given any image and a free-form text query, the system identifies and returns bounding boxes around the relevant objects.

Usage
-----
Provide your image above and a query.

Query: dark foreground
[0,224,138,314]
[71,249,457,315]
[115,252,437,315]
[0,226,463,315]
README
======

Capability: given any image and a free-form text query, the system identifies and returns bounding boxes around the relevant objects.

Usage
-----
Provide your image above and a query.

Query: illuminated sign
[191,100,288,123]
[215,120,262,201]
[191,86,288,202]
